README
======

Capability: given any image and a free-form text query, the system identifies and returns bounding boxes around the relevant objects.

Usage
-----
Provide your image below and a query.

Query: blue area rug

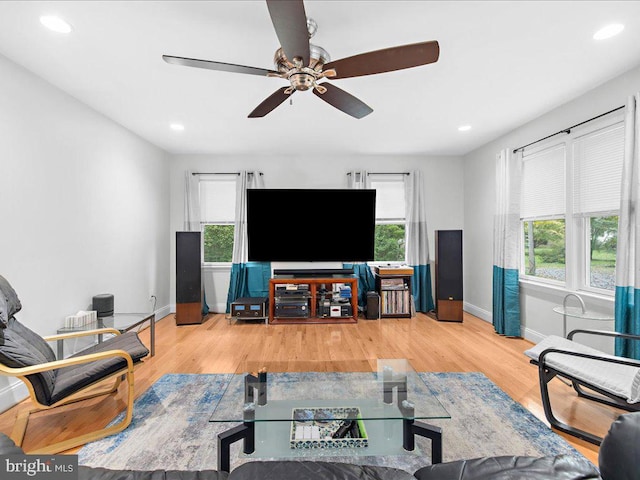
[78,372,587,473]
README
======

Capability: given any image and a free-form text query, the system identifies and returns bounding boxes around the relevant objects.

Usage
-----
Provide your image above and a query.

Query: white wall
[169,154,464,312]
[463,63,640,351]
[0,54,171,410]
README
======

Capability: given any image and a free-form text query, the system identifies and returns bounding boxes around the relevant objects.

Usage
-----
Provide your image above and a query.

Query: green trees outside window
[203,224,234,262]
[589,215,617,290]
[523,216,617,290]
[375,224,405,262]
[523,219,566,282]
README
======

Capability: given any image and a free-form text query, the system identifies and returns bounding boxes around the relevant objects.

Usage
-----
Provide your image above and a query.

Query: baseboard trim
[522,326,546,344]
[0,380,28,414]
[463,302,492,323]
[155,305,171,321]
[169,303,227,315]
[463,302,544,344]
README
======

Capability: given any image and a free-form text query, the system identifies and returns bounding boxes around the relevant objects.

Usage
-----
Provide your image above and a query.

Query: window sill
[203,263,232,271]
[519,278,614,308]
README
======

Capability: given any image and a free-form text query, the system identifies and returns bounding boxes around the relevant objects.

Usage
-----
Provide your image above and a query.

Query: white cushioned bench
[524,334,640,403]
[524,329,640,445]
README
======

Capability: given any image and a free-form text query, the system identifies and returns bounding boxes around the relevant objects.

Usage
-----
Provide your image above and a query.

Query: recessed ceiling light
[458,125,471,132]
[593,24,624,40]
[39,15,73,34]
[170,123,185,131]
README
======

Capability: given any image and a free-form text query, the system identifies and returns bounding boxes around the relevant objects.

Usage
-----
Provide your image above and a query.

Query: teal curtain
[345,170,375,310]
[405,171,434,313]
[344,263,375,308]
[492,148,521,336]
[183,170,210,314]
[226,262,271,312]
[202,290,210,315]
[615,94,640,359]
[492,266,520,336]
[412,264,434,312]
[226,172,269,312]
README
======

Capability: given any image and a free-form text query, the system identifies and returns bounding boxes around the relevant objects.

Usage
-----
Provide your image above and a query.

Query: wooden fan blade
[163,55,278,77]
[266,0,310,66]
[312,83,373,119]
[248,87,294,118]
[324,41,440,79]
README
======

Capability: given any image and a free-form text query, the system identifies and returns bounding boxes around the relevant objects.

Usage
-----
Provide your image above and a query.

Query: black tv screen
[247,189,376,262]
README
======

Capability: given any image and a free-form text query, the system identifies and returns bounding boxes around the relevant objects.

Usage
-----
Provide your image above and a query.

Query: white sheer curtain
[231,172,265,263]
[404,170,434,312]
[226,172,267,312]
[347,170,370,189]
[183,170,201,231]
[346,170,374,309]
[492,148,521,337]
[615,93,640,359]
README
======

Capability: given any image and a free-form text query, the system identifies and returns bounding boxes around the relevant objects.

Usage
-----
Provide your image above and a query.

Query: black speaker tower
[435,230,463,322]
[176,231,204,325]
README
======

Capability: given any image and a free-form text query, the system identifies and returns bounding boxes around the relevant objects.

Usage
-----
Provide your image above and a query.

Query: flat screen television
[246,188,376,262]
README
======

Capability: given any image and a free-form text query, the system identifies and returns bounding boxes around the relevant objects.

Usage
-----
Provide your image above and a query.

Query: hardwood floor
[0,311,619,465]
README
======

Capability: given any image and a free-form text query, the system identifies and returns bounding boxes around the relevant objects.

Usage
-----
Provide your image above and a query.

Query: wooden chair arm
[43,328,121,342]
[0,348,134,376]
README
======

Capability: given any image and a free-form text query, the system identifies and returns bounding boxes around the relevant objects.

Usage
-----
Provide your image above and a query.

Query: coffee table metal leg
[217,422,255,473]
[403,419,442,464]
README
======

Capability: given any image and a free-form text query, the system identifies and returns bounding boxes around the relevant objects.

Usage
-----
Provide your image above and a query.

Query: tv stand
[268,276,358,324]
[272,268,355,278]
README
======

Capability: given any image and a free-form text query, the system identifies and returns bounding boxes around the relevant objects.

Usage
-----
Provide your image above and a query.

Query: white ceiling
[1,1,639,156]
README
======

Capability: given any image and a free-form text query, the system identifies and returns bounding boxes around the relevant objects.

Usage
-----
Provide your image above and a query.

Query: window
[520,114,624,294]
[573,122,624,291]
[370,176,406,262]
[521,145,566,284]
[199,175,237,263]
[522,219,566,282]
[587,215,618,290]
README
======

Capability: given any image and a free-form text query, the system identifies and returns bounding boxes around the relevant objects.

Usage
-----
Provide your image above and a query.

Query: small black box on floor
[231,297,268,319]
[366,291,380,319]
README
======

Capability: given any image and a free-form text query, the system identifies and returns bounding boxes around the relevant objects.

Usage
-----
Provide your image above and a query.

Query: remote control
[349,421,360,438]
[332,420,354,438]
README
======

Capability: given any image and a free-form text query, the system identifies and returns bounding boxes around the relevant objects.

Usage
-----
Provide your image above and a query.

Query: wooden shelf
[375,273,413,318]
[269,277,358,324]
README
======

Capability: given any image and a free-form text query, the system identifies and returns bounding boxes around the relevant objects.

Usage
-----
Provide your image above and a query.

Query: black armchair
[0,274,149,454]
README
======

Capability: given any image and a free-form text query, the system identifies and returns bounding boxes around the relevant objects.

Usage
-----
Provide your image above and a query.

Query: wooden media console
[268,276,358,324]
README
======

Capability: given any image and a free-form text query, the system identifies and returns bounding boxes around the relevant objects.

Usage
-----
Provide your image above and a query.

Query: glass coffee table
[56,312,155,359]
[209,359,450,472]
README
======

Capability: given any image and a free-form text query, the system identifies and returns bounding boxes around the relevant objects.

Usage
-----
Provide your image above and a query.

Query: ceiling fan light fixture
[164,1,440,119]
[170,123,185,132]
[39,15,73,34]
[458,125,472,132]
[306,17,317,38]
[593,24,624,40]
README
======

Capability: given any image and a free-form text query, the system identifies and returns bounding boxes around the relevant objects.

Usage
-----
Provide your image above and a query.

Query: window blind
[370,177,406,220]
[572,122,624,215]
[199,176,237,223]
[521,144,566,219]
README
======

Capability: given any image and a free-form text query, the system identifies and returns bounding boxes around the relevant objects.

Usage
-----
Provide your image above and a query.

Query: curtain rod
[512,105,625,154]
[346,172,409,176]
[191,172,263,176]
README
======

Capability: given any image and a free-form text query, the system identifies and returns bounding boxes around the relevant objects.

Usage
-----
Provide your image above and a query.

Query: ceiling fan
[162,0,439,119]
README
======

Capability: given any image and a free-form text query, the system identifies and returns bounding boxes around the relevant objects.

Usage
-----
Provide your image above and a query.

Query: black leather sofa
[3,411,639,479]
